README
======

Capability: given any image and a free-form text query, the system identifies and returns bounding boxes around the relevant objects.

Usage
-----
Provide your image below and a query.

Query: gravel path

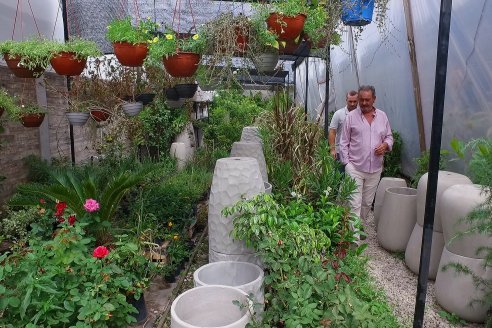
[363,212,484,328]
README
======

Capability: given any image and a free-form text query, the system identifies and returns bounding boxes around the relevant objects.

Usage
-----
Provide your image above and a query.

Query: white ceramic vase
[373,177,407,227]
[230,142,268,183]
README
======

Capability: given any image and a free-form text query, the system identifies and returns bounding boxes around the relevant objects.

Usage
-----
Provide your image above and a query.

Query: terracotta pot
[163,52,200,77]
[235,27,249,54]
[50,52,87,76]
[90,109,111,122]
[112,42,148,67]
[3,54,44,78]
[20,113,45,127]
[266,13,306,40]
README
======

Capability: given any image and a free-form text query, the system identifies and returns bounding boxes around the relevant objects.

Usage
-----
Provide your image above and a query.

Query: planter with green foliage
[50,38,101,76]
[0,39,51,78]
[261,0,310,41]
[0,89,46,127]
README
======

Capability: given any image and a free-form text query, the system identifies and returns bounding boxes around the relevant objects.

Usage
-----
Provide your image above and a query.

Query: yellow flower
[166,34,173,40]
[192,34,199,40]
[147,36,159,44]
[173,234,179,240]
[168,221,173,227]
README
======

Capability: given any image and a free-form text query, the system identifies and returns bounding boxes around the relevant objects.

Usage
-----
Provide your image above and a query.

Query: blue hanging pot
[341,0,375,26]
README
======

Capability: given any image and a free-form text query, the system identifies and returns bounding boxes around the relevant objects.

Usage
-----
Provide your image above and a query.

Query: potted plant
[0,89,46,127]
[89,106,111,122]
[0,89,16,119]
[0,39,51,78]
[250,15,282,73]
[148,29,207,78]
[50,38,101,76]
[205,13,251,56]
[261,0,309,41]
[175,83,198,99]
[302,4,329,49]
[106,17,158,67]
[66,100,92,126]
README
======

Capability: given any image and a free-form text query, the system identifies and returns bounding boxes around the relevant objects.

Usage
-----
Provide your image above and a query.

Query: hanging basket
[50,52,87,76]
[175,83,198,99]
[341,0,375,26]
[3,54,45,78]
[235,27,249,54]
[66,112,90,126]
[266,13,306,41]
[112,42,148,67]
[122,102,143,117]
[20,113,45,127]
[90,109,111,122]
[163,52,201,78]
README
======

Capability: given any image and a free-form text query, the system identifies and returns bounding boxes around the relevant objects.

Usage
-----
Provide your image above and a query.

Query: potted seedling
[0,39,51,78]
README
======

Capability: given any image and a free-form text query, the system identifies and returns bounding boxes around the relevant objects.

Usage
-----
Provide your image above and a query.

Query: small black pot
[165,87,179,101]
[175,83,198,99]
[136,93,156,105]
[127,294,148,324]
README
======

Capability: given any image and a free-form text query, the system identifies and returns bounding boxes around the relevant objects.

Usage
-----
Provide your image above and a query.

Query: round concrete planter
[230,142,268,183]
[194,261,264,311]
[416,171,472,232]
[170,142,188,170]
[440,184,492,258]
[209,249,264,268]
[209,157,264,256]
[435,247,492,323]
[171,285,252,328]
[66,112,90,126]
[374,177,407,227]
[240,127,261,144]
[122,102,143,117]
[405,223,444,279]
[377,187,417,252]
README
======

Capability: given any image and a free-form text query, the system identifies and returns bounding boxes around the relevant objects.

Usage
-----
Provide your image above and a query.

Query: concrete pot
[122,102,143,117]
[230,142,268,183]
[209,157,264,256]
[171,285,252,328]
[66,112,90,126]
[440,184,491,258]
[240,126,262,144]
[405,223,444,279]
[416,171,472,232]
[170,142,188,170]
[374,177,407,227]
[209,249,264,269]
[377,187,417,252]
[435,247,492,323]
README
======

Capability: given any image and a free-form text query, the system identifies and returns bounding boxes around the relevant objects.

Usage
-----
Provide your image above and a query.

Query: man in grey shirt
[329,90,358,160]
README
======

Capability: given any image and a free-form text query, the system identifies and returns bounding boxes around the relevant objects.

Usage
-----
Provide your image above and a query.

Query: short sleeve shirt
[329,107,349,153]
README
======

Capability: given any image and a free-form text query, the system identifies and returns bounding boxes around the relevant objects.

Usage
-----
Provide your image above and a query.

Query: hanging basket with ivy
[0,40,51,78]
[50,38,101,76]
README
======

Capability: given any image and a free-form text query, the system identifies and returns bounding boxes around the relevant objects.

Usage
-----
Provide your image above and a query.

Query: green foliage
[265,0,310,16]
[147,29,207,64]
[0,89,21,119]
[303,5,329,45]
[0,39,52,71]
[0,89,46,121]
[438,310,467,326]
[410,149,449,188]
[451,137,492,187]
[0,207,42,242]
[23,155,56,184]
[50,38,102,59]
[382,130,402,178]
[106,16,158,44]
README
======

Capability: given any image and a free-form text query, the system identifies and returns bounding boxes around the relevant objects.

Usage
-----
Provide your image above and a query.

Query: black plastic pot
[127,294,148,324]
[135,93,156,105]
[175,83,198,99]
[165,87,180,101]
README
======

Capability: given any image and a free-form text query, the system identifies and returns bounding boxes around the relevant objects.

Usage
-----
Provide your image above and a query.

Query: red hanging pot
[90,109,111,122]
[50,52,87,76]
[235,27,249,54]
[3,54,45,78]
[163,52,201,78]
[20,113,45,127]
[112,42,148,67]
[266,13,306,41]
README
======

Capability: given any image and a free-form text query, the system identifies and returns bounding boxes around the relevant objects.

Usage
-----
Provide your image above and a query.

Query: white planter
[230,142,268,183]
[405,222,444,279]
[193,261,264,313]
[209,249,264,268]
[209,157,264,256]
[122,102,143,116]
[170,142,188,170]
[255,53,279,73]
[435,247,492,323]
[240,127,262,144]
[66,112,90,126]
[440,184,492,258]
[373,177,407,227]
[377,187,417,252]
[171,286,252,328]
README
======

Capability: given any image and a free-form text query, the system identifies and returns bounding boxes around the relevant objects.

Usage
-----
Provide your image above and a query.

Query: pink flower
[93,246,109,259]
[84,199,100,212]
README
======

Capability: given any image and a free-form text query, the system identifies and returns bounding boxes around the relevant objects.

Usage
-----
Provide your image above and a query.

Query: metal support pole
[324,44,331,139]
[304,57,309,120]
[413,0,453,327]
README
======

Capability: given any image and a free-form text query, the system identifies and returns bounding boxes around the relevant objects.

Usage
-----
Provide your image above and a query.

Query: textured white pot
[122,102,143,117]
[377,187,417,252]
[230,142,268,183]
[171,286,252,328]
[416,171,472,232]
[435,247,492,323]
[240,127,262,144]
[170,142,188,170]
[255,52,279,73]
[66,112,90,126]
[209,249,264,268]
[405,223,444,279]
[440,184,492,258]
[373,177,407,227]
[209,157,264,256]
[194,261,264,311]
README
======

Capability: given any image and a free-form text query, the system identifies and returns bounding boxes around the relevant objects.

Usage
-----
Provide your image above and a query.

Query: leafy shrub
[410,149,449,188]
[0,207,42,242]
[382,130,402,178]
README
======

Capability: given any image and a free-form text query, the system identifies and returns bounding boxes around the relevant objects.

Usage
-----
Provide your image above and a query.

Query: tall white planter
[209,250,264,269]
[230,142,268,183]
[373,177,407,227]
[209,157,264,257]
[405,224,444,279]
[377,187,417,252]
[171,286,252,328]
[240,126,262,144]
[170,142,188,170]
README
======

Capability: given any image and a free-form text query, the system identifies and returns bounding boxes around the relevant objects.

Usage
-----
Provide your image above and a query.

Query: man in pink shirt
[340,85,393,223]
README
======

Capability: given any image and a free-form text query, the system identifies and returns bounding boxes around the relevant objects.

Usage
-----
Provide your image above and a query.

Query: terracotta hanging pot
[50,52,87,76]
[112,42,148,67]
[90,109,111,122]
[266,13,306,41]
[163,52,200,77]
[235,27,249,54]
[3,54,44,78]
[20,113,45,127]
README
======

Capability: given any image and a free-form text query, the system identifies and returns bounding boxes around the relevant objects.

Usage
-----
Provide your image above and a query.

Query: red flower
[277,240,283,246]
[68,215,76,226]
[93,246,110,259]
[55,202,67,217]
[58,217,65,223]
[39,198,46,204]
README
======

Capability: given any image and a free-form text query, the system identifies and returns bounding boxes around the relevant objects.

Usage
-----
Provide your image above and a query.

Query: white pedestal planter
[377,187,417,252]
[170,142,188,170]
[240,127,262,144]
[209,249,264,269]
[171,286,252,328]
[230,142,268,183]
[66,112,90,126]
[209,157,264,257]
[373,177,407,227]
[435,247,491,323]
[405,223,444,279]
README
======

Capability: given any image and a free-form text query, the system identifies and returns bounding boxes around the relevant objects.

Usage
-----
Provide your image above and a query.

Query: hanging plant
[49,38,101,76]
[0,39,51,78]
[258,0,309,41]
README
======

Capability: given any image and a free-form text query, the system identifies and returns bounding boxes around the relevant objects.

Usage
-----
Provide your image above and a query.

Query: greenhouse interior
[0,0,490,327]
